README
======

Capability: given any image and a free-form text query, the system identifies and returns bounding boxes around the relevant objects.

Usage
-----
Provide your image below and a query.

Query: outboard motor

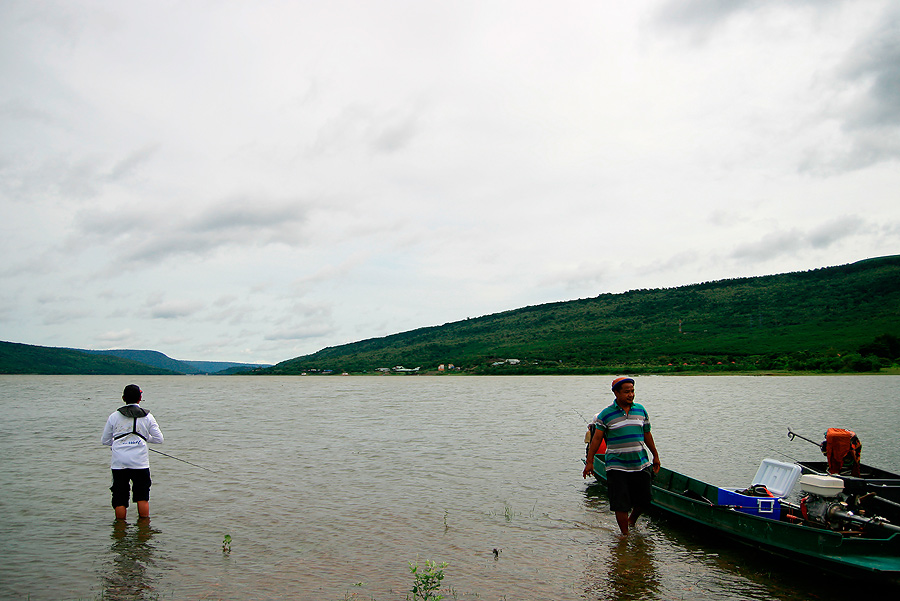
[799,474,847,526]
[799,474,900,533]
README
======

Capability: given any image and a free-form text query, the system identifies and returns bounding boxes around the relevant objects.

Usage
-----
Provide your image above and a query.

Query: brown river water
[0,374,897,600]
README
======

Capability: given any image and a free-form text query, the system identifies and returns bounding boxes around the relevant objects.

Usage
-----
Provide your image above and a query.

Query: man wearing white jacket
[101,384,164,520]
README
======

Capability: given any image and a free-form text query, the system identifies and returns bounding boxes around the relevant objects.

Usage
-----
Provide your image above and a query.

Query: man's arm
[582,429,605,478]
[100,416,114,446]
[146,415,164,444]
[644,432,660,473]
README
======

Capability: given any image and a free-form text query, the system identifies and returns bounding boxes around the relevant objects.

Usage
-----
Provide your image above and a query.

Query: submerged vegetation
[259,255,900,376]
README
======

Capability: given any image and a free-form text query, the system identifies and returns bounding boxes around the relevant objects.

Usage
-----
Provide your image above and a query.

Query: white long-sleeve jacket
[100,404,164,469]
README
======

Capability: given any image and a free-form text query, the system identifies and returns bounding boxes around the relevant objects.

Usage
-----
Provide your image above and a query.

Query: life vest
[822,428,862,477]
[584,423,608,459]
[113,405,149,442]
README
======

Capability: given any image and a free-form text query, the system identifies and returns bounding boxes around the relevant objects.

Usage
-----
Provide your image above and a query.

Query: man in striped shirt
[582,376,661,536]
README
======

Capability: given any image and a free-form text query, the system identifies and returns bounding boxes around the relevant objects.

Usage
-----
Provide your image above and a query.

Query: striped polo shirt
[595,401,652,472]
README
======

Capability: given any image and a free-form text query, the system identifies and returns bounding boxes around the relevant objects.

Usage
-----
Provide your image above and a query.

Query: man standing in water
[101,385,164,520]
[582,376,660,536]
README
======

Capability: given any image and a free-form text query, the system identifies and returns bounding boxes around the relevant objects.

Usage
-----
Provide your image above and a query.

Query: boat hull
[592,456,900,582]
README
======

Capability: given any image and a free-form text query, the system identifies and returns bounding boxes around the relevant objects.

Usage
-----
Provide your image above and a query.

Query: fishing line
[148,448,217,473]
[767,448,801,463]
[573,409,591,424]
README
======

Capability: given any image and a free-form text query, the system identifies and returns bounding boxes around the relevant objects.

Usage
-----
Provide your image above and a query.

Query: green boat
[590,454,900,583]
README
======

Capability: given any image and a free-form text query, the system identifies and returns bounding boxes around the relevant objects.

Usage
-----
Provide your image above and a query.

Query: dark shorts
[110,468,152,508]
[606,468,652,513]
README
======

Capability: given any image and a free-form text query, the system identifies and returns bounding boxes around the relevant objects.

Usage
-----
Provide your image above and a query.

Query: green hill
[259,255,900,375]
[0,344,271,375]
[77,349,203,374]
[0,341,178,375]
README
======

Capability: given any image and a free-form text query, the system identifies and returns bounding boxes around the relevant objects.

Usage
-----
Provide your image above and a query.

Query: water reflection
[100,519,161,601]
[606,535,661,600]
[582,482,661,600]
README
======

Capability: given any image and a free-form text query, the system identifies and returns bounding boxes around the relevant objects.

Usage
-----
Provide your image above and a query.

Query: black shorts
[110,468,152,507]
[606,468,652,513]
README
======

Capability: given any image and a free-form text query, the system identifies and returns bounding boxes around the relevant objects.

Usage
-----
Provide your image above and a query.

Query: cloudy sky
[2,0,898,365]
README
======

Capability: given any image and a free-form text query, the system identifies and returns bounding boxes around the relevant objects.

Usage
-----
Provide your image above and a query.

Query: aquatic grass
[338,581,375,601]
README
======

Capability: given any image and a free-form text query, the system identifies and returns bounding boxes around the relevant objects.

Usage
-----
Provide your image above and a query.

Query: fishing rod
[149,448,217,473]
[787,428,823,448]
[573,409,590,424]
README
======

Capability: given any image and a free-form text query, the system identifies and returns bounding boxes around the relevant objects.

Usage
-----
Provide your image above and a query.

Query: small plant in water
[222,534,232,553]
[408,558,448,601]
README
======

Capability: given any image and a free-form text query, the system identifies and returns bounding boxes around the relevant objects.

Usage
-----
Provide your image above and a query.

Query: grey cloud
[1,147,157,203]
[264,302,335,341]
[190,198,309,234]
[0,154,102,201]
[829,8,900,169]
[808,215,865,248]
[655,0,900,172]
[653,0,839,33]
[41,306,90,325]
[75,195,314,266]
[107,145,159,181]
[95,329,136,345]
[145,299,204,319]
[264,325,335,341]
[310,103,423,158]
[368,109,421,154]
[730,215,866,261]
[731,230,803,261]
[840,11,900,129]
[653,0,758,32]
[0,98,59,126]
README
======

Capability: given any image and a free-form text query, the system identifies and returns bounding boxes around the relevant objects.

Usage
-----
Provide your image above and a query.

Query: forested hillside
[259,255,900,375]
[0,341,177,375]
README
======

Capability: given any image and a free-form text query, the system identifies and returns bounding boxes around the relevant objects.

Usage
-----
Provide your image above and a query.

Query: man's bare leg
[615,511,630,536]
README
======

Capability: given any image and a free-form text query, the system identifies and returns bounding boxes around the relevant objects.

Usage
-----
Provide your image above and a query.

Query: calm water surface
[0,375,897,600]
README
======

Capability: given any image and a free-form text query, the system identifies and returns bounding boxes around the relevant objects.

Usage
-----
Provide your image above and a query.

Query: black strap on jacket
[113,417,148,441]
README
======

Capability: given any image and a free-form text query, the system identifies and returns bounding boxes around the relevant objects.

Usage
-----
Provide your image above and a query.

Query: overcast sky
[2,0,898,365]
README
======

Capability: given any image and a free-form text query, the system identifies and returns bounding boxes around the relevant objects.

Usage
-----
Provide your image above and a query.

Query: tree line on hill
[257,255,900,375]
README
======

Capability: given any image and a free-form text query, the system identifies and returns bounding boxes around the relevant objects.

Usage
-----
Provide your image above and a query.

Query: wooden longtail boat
[590,454,900,583]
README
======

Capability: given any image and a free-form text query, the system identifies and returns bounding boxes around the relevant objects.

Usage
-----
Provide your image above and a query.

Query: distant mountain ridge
[0,342,271,375]
[4,255,899,375]
[76,349,269,375]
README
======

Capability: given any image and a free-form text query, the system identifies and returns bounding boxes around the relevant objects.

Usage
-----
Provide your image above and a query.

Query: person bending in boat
[582,376,661,536]
[100,384,164,521]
